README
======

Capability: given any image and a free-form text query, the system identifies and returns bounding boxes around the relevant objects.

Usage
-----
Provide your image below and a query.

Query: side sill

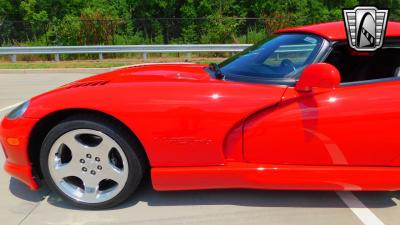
[151,163,400,191]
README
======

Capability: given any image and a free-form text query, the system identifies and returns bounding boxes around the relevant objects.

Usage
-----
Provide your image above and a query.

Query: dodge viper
[2,21,400,209]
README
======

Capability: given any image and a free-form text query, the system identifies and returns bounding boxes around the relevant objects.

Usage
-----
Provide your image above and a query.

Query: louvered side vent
[66,81,110,89]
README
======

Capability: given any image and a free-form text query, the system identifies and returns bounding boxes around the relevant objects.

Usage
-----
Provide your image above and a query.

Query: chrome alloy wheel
[48,129,129,204]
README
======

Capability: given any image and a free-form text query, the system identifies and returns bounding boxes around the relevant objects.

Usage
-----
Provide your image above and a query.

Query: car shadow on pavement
[8,178,49,203]
[9,177,400,211]
[18,177,397,211]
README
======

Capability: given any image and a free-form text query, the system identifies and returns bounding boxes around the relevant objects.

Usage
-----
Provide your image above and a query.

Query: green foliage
[52,15,82,45]
[0,0,12,20]
[1,0,400,46]
[113,32,146,45]
[235,28,267,44]
[200,16,243,43]
[20,0,48,23]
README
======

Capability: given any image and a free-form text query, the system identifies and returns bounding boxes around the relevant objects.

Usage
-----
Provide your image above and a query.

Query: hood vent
[66,81,110,89]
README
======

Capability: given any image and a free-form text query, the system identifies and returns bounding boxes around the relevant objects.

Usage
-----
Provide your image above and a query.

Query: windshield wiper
[209,63,225,80]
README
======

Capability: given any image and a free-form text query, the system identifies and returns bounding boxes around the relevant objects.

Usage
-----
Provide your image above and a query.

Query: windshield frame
[218,33,330,86]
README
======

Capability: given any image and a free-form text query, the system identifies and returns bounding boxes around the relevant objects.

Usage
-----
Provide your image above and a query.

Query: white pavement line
[0,101,23,113]
[337,192,385,225]
[18,201,42,225]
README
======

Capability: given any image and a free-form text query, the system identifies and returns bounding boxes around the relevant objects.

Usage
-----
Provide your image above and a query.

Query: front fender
[24,81,287,167]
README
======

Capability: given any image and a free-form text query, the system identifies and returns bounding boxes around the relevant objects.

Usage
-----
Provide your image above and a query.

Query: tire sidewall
[40,119,144,209]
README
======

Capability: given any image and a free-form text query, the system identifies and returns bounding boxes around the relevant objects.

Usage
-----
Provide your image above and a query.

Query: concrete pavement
[0,69,399,225]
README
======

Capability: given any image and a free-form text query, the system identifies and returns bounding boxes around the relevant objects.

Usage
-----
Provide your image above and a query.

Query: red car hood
[25,63,288,167]
[73,63,212,85]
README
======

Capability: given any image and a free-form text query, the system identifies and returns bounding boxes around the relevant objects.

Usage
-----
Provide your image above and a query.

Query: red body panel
[0,118,39,189]
[276,21,400,41]
[23,64,287,167]
[244,82,400,166]
[152,163,400,191]
[2,22,400,193]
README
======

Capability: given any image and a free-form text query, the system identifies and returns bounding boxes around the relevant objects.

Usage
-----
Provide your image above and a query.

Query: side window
[263,43,317,67]
[220,34,323,80]
[325,42,400,83]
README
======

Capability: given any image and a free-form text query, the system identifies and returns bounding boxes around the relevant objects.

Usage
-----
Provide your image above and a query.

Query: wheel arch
[28,108,150,178]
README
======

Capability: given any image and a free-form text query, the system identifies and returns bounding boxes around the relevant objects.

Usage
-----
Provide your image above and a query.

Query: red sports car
[2,21,400,209]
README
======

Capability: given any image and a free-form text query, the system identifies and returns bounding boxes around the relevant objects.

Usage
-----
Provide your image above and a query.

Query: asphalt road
[0,68,399,225]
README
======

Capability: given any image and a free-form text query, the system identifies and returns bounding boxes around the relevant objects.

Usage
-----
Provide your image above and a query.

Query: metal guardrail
[0,44,316,63]
[0,44,252,63]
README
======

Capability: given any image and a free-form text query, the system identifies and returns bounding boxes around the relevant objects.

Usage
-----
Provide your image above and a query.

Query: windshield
[220,34,323,81]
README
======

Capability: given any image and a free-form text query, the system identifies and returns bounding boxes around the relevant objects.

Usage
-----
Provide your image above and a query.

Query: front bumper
[0,116,39,190]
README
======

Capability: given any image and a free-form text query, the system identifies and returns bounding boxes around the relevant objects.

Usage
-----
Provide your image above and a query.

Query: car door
[243,79,400,166]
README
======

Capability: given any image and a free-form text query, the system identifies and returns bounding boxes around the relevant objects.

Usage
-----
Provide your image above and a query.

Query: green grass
[0,61,129,69]
[0,57,225,69]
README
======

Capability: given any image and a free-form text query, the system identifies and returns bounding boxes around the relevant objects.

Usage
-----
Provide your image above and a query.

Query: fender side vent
[66,81,110,89]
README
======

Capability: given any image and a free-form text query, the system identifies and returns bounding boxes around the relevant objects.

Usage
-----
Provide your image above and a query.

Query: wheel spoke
[95,138,114,159]
[102,163,126,185]
[52,160,77,182]
[62,132,86,158]
[81,176,101,202]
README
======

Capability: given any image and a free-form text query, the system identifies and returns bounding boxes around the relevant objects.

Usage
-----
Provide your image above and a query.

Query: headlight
[6,101,30,120]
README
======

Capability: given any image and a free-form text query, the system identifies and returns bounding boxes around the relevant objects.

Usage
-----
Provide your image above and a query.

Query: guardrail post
[186,53,192,61]
[10,55,17,63]
[143,53,148,62]
[99,53,104,60]
[55,54,60,62]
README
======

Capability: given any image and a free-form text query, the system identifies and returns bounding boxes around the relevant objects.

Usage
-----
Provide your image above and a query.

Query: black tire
[40,114,146,209]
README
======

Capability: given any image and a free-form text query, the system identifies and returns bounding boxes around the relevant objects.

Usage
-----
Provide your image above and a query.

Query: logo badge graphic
[343,6,389,51]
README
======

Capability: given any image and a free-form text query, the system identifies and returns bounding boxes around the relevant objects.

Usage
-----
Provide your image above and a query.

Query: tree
[20,0,48,23]
[4,0,400,46]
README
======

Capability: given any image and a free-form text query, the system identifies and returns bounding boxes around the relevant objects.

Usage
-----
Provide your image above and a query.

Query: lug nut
[97,165,102,170]
[86,154,92,159]
[80,159,85,163]
[90,170,96,175]
[82,167,87,172]
[95,157,100,162]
